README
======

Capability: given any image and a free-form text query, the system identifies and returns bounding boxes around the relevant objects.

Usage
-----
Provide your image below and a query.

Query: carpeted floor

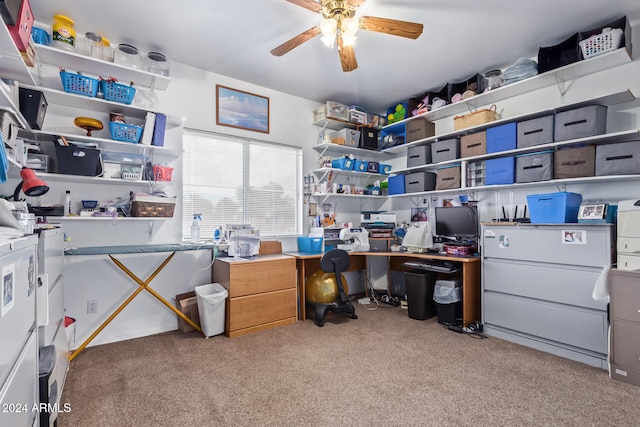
[58,304,640,426]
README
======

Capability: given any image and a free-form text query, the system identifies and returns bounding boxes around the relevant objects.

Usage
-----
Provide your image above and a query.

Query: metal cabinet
[610,268,640,387]
[0,235,39,427]
[481,224,613,369]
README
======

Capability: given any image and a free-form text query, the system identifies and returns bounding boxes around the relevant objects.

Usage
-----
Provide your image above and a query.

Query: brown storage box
[436,166,461,190]
[406,118,435,143]
[553,145,595,179]
[131,200,176,217]
[176,291,201,333]
[460,131,486,158]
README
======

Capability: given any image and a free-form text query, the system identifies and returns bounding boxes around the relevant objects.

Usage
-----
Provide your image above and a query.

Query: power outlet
[87,300,98,314]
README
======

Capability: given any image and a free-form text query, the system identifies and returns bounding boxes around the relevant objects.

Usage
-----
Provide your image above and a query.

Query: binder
[151,113,167,147]
[140,112,156,145]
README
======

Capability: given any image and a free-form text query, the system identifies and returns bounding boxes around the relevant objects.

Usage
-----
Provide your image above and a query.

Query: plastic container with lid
[51,15,76,51]
[144,52,170,76]
[101,37,113,62]
[84,32,103,59]
[113,43,143,69]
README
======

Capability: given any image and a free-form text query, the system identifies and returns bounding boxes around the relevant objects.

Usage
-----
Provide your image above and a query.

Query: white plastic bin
[195,283,228,337]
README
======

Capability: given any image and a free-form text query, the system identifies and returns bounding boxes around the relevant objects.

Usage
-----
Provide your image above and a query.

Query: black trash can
[433,279,462,325]
[404,269,437,320]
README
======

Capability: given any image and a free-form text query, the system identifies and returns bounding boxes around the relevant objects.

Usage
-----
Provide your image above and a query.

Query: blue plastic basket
[109,122,142,143]
[31,27,50,45]
[99,80,136,104]
[60,71,99,97]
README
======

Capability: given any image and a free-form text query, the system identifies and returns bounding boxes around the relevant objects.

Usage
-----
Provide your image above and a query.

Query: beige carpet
[59,305,640,426]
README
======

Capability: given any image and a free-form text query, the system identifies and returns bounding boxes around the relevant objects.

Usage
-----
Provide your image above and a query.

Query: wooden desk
[213,255,297,337]
[286,251,481,326]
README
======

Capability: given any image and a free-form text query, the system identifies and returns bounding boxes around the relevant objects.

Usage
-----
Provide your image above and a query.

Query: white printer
[617,199,640,270]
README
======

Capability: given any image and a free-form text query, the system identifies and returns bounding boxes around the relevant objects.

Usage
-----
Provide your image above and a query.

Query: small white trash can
[195,283,228,337]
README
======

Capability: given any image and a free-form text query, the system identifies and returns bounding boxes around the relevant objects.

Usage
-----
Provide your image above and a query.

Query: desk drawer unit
[610,268,640,387]
[214,256,297,337]
[481,224,613,368]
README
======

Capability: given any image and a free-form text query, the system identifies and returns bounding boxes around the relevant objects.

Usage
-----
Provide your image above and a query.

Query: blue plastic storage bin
[387,174,405,195]
[485,156,515,185]
[486,122,517,153]
[354,160,368,172]
[331,157,354,170]
[297,236,323,253]
[527,192,582,223]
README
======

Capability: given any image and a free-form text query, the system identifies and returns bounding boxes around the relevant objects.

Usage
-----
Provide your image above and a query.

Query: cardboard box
[176,291,201,333]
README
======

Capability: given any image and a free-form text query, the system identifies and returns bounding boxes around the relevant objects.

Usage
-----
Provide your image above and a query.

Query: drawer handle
[605,155,633,161]
[564,119,587,127]
[524,128,543,135]
[467,142,481,148]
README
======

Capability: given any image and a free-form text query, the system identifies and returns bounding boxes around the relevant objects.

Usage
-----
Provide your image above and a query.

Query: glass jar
[51,15,76,51]
[483,69,504,92]
[84,32,103,60]
[113,44,143,69]
[144,52,170,76]
[101,37,113,62]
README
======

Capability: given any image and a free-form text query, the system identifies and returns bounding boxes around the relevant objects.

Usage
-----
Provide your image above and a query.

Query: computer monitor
[435,205,478,242]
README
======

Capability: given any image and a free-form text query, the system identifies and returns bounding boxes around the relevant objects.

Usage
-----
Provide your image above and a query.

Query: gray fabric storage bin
[517,115,554,148]
[431,138,459,163]
[406,118,435,143]
[516,151,553,183]
[554,145,595,179]
[407,145,431,168]
[596,141,640,176]
[554,105,607,141]
[404,171,437,193]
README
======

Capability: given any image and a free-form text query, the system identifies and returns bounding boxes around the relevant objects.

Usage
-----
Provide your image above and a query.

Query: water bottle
[64,190,71,216]
[190,214,201,244]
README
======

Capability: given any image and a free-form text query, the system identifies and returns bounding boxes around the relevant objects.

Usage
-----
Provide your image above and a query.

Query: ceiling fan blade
[347,0,366,7]
[271,26,322,56]
[359,16,424,39]
[286,0,322,13]
[338,36,358,72]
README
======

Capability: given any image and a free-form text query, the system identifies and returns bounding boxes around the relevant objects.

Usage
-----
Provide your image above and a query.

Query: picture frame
[216,85,270,134]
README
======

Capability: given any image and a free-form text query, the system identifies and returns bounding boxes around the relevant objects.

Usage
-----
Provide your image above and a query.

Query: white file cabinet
[481,224,614,368]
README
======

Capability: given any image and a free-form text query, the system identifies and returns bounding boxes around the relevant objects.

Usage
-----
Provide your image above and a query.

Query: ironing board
[66,244,212,361]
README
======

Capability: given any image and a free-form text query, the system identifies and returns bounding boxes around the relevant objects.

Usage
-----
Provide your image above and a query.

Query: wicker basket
[453,105,499,130]
[131,200,175,217]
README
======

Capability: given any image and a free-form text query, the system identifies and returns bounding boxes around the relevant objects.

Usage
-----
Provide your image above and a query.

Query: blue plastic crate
[31,27,50,45]
[109,122,142,143]
[487,122,517,153]
[379,164,392,174]
[331,157,354,170]
[60,71,99,98]
[99,80,136,104]
[527,192,582,223]
[297,236,323,253]
[354,159,368,172]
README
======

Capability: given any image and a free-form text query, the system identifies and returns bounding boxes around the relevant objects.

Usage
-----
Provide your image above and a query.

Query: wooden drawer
[228,288,297,332]
[483,259,606,310]
[611,319,640,370]
[483,292,607,355]
[215,257,296,297]
[610,268,640,323]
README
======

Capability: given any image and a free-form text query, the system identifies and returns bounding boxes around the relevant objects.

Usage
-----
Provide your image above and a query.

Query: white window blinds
[183,130,301,240]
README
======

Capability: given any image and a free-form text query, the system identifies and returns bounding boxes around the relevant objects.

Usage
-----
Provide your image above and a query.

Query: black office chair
[309,249,358,327]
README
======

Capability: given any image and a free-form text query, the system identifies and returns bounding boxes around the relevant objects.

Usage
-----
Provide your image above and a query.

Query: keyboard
[404,261,457,273]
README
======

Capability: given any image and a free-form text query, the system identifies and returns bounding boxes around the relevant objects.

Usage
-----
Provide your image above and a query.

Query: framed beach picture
[216,85,270,133]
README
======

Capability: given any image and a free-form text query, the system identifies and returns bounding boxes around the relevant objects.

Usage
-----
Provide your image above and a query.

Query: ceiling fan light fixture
[320,18,337,47]
[342,17,359,36]
[341,33,357,47]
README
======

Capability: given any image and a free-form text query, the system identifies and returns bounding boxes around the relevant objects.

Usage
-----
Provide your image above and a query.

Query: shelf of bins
[312,167,388,180]
[34,172,167,186]
[381,89,636,155]
[389,174,640,199]
[18,84,184,126]
[312,117,359,130]
[381,47,633,132]
[312,142,389,158]
[32,44,171,90]
[25,129,182,158]
[389,129,640,176]
[311,192,385,200]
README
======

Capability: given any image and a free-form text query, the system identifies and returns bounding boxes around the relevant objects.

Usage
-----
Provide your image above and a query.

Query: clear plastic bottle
[190,214,201,244]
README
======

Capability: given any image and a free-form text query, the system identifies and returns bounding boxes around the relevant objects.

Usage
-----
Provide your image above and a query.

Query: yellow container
[52,15,76,50]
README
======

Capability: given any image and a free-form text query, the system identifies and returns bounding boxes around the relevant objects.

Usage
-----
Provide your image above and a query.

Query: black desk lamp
[13,167,49,201]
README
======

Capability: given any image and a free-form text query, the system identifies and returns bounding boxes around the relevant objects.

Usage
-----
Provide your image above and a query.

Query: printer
[617,199,640,270]
[361,211,396,238]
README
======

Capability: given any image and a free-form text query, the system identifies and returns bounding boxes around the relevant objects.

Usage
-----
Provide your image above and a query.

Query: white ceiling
[28,0,640,113]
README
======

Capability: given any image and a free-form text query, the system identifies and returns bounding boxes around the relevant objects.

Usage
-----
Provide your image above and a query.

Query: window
[183,129,302,240]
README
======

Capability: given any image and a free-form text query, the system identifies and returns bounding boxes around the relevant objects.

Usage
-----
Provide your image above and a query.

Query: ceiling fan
[271,0,423,72]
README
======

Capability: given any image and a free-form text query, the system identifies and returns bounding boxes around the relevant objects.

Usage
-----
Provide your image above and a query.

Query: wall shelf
[312,142,389,158]
[36,172,163,186]
[50,216,169,221]
[33,44,171,90]
[382,47,633,130]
